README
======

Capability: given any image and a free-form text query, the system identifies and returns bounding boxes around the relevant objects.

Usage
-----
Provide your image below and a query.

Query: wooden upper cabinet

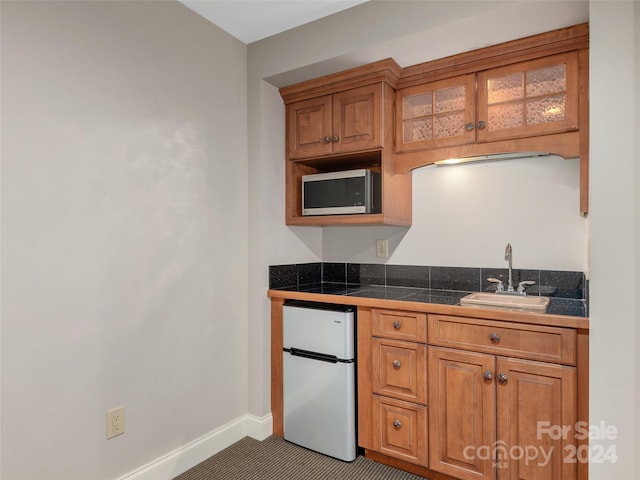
[396,53,579,153]
[333,84,382,154]
[279,25,590,223]
[477,52,579,143]
[286,95,333,159]
[396,74,476,153]
[287,83,382,159]
[394,23,589,215]
[282,58,398,162]
[280,58,412,226]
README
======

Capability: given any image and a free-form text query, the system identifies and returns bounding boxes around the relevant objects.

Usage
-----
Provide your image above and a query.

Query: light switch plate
[376,239,389,258]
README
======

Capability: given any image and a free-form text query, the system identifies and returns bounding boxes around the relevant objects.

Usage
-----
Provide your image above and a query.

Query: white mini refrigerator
[282,301,356,462]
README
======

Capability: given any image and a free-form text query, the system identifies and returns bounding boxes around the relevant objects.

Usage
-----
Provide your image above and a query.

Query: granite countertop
[270,282,588,318]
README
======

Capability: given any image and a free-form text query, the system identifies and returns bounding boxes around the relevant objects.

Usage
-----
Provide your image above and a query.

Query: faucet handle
[487,277,504,292]
[517,280,536,294]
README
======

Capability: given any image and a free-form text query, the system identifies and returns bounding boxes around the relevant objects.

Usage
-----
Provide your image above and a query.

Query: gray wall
[1,1,248,478]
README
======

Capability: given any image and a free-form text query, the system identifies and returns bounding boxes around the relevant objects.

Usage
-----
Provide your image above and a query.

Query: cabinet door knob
[465,122,475,131]
[393,320,402,330]
[477,120,486,130]
[489,332,500,343]
[392,360,401,370]
[323,136,330,144]
[331,135,340,143]
[482,370,493,381]
[393,419,402,430]
[498,373,508,384]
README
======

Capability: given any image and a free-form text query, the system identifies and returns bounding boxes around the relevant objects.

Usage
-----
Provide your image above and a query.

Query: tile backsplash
[269,262,587,300]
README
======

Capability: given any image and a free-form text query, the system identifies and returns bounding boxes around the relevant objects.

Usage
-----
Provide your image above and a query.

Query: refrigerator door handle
[285,347,338,364]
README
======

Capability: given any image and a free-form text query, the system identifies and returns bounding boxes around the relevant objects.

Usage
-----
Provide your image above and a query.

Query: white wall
[637,3,640,469]
[324,156,584,270]
[1,2,248,479]
[248,0,589,420]
[246,78,324,416]
[317,0,589,270]
[260,0,588,87]
[589,2,639,479]
[249,1,639,479]
[251,0,589,273]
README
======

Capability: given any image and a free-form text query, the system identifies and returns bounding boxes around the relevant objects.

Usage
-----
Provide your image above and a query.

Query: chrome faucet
[487,243,536,296]
[505,243,514,292]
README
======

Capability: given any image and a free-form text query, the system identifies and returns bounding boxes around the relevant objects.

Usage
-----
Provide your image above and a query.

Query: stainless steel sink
[460,292,550,313]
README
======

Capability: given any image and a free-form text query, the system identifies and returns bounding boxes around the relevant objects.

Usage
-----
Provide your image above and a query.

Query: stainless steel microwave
[302,169,380,216]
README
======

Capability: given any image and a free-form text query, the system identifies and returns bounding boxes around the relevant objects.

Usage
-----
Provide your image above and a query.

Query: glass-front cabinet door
[395,74,476,153]
[476,52,579,143]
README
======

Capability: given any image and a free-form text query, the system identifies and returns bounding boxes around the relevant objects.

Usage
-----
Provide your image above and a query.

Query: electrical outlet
[106,406,125,439]
[376,239,389,258]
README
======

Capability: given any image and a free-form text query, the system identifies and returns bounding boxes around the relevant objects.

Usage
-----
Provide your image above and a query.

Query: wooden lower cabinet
[372,395,428,465]
[496,357,577,480]
[272,300,587,480]
[363,308,430,470]
[428,346,577,480]
[372,337,427,404]
[428,347,496,480]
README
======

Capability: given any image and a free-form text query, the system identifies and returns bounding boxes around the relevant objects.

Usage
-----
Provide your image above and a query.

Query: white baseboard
[246,412,273,441]
[116,413,273,480]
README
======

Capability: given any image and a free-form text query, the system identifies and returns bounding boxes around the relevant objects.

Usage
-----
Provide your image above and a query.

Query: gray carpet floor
[174,436,426,480]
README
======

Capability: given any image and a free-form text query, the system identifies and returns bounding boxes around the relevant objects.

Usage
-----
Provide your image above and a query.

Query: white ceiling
[178,0,369,44]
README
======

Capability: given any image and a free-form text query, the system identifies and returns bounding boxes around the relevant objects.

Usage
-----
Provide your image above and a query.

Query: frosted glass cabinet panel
[395,53,579,154]
[476,52,579,143]
[396,74,475,152]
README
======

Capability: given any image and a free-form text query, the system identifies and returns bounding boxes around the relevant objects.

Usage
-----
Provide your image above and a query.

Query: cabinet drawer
[372,309,427,342]
[428,314,576,365]
[372,395,428,466]
[372,338,427,404]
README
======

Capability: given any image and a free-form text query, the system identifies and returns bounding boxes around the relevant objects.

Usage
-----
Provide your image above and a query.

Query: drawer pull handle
[323,136,330,144]
[393,419,402,430]
[393,321,402,330]
[392,360,401,370]
[331,135,340,143]
[477,120,487,130]
[482,371,493,381]
[489,332,501,343]
[498,373,508,384]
